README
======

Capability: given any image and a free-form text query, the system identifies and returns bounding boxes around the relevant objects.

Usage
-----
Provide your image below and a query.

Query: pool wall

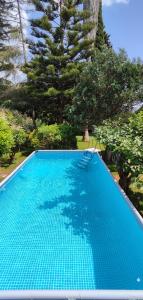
[0,150,143,300]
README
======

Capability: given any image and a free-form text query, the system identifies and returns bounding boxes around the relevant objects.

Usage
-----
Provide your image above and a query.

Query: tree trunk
[102,147,112,163]
[9,150,16,164]
[83,126,90,142]
[83,0,100,41]
[118,170,131,195]
[32,108,36,128]
[16,0,27,64]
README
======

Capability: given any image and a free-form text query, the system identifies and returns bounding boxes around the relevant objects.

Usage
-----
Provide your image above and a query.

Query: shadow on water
[38,158,143,290]
[38,159,99,288]
[38,162,97,236]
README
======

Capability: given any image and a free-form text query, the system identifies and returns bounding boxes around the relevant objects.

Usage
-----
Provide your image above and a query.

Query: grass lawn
[0,152,26,182]
[76,135,105,151]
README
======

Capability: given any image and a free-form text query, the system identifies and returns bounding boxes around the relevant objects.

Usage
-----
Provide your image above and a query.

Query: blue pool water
[0,150,143,291]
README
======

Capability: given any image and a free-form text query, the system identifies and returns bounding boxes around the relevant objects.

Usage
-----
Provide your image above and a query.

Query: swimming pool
[0,150,143,299]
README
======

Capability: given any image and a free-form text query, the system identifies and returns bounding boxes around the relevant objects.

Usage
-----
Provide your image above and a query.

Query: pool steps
[77,150,94,169]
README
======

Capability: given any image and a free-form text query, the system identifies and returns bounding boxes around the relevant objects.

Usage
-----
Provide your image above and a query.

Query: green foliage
[30,124,62,149]
[0,0,21,89]
[128,111,143,138]
[12,128,27,151]
[94,112,143,193]
[0,109,33,160]
[0,0,13,52]
[30,124,77,150]
[69,48,143,130]
[0,118,14,157]
[23,0,95,123]
[59,124,77,149]
[0,109,34,132]
[95,1,111,50]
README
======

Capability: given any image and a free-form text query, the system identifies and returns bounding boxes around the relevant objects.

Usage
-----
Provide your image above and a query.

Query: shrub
[0,118,14,158]
[12,127,27,151]
[0,109,34,132]
[59,124,77,149]
[0,109,33,158]
[30,124,77,150]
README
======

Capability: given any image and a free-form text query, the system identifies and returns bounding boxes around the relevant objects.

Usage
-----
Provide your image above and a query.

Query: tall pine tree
[0,0,20,91]
[0,0,15,72]
[95,0,111,50]
[23,0,95,123]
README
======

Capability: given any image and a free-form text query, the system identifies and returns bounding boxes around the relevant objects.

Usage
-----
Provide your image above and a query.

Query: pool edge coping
[0,149,143,300]
[0,289,143,300]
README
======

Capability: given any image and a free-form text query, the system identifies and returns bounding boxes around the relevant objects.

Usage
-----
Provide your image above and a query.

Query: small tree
[0,118,14,159]
[69,48,143,141]
[12,127,27,151]
[94,112,143,194]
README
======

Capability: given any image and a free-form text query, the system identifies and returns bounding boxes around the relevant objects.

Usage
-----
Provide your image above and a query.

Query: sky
[23,0,143,61]
[103,0,143,60]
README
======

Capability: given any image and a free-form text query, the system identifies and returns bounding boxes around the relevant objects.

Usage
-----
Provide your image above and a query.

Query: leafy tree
[69,47,143,141]
[0,118,14,158]
[23,0,95,123]
[95,0,111,50]
[94,111,143,194]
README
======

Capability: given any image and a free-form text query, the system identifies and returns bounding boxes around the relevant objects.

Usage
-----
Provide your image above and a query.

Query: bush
[30,124,77,150]
[59,124,77,149]
[12,127,27,151]
[0,109,34,132]
[0,118,14,158]
[0,109,33,158]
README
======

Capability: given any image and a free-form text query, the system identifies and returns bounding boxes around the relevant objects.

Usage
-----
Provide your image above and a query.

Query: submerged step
[77,161,89,168]
[82,157,91,162]
[80,160,89,165]
[77,153,93,169]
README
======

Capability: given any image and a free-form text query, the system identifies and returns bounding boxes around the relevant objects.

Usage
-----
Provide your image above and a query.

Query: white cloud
[103,0,129,6]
